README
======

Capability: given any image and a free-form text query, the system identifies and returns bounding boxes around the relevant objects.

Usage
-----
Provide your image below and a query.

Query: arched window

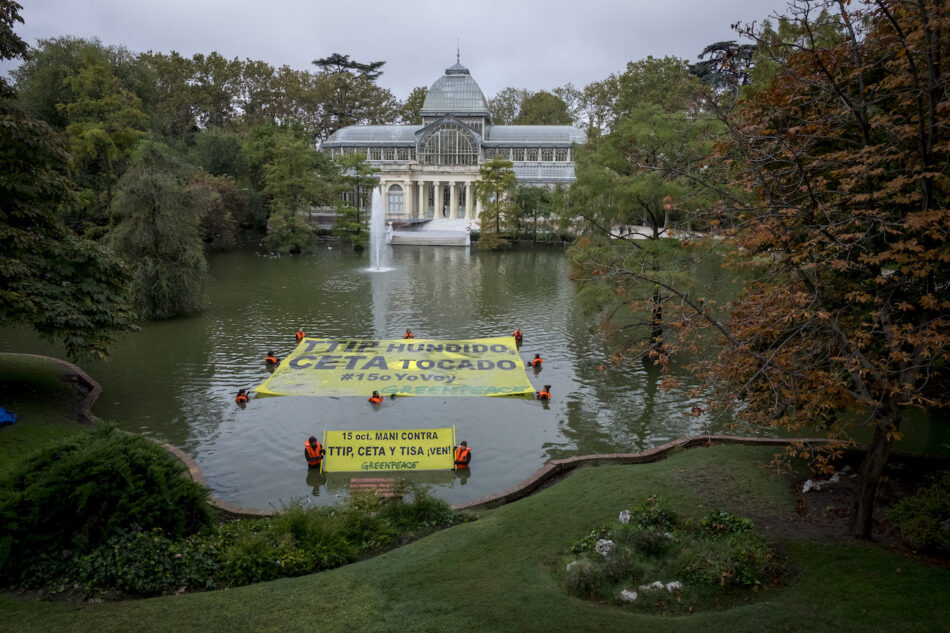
[418,122,479,166]
[388,184,404,213]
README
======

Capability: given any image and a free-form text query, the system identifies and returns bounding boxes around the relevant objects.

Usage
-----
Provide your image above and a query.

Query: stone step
[390,232,469,246]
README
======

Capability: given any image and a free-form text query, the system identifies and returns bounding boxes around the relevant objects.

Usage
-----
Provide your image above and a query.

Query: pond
[0,245,738,509]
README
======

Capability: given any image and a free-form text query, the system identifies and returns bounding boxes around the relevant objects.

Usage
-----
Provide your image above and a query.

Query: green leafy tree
[477,157,517,243]
[13,36,154,130]
[566,67,720,361]
[189,52,242,128]
[108,143,208,319]
[512,186,556,241]
[58,53,148,233]
[311,53,397,139]
[138,50,199,137]
[400,85,428,124]
[513,91,572,125]
[188,171,249,250]
[488,86,530,124]
[332,152,378,249]
[1,1,137,360]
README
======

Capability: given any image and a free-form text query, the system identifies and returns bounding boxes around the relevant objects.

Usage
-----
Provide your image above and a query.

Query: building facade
[321,60,586,223]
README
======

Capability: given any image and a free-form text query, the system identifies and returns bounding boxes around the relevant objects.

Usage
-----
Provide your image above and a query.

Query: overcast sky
[6,0,796,100]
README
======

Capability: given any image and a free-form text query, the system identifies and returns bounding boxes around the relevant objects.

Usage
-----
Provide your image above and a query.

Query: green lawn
[1,444,946,633]
[0,353,89,476]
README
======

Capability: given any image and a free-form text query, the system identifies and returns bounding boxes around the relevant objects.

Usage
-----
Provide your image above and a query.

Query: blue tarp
[0,407,17,426]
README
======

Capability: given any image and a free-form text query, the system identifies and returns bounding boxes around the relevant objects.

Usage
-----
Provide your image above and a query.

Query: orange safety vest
[537,389,551,400]
[305,440,323,467]
[404,332,414,339]
[454,446,471,469]
[369,395,383,404]
[530,357,543,367]
[235,394,248,404]
[265,355,278,365]
[514,330,523,342]
[296,331,306,343]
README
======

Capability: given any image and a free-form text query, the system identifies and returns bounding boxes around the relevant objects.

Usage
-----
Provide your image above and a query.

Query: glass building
[322,60,586,221]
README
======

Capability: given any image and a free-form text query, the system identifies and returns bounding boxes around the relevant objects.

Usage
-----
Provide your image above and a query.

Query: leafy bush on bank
[2,458,472,597]
[562,496,783,614]
[889,470,950,555]
[0,423,212,581]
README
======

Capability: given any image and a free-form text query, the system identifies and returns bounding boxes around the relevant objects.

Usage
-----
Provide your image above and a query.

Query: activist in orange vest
[528,353,543,368]
[296,328,306,343]
[404,328,414,339]
[265,352,279,365]
[536,385,552,400]
[368,390,383,404]
[454,441,472,470]
[305,436,324,469]
[235,389,249,405]
[513,329,523,344]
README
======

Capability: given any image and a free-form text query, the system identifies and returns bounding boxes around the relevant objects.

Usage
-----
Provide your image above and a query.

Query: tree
[476,157,517,243]
[311,53,397,138]
[108,143,208,319]
[400,85,428,124]
[513,91,573,125]
[670,0,949,539]
[58,53,148,233]
[723,0,948,538]
[312,52,384,80]
[488,87,530,124]
[513,186,555,241]
[1,0,137,360]
[332,152,378,249]
[566,103,719,360]
[188,172,249,251]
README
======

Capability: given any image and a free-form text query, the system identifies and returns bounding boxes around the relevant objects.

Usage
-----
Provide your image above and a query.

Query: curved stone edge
[158,441,275,521]
[2,353,101,424]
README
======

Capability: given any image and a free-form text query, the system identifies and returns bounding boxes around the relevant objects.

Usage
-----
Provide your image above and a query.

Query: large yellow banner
[323,428,455,473]
[255,337,534,397]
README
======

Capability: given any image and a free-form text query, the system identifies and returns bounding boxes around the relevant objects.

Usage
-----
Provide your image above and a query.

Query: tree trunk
[848,409,902,539]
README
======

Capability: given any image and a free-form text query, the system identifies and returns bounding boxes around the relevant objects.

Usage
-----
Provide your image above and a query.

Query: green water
[0,245,741,508]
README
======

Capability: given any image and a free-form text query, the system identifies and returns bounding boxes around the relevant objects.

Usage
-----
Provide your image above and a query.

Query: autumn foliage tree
[686,0,950,538]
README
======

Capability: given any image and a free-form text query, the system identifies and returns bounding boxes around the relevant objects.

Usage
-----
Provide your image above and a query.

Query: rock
[665,581,683,592]
[619,590,638,602]
[619,509,631,524]
[595,539,616,558]
[639,580,666,592]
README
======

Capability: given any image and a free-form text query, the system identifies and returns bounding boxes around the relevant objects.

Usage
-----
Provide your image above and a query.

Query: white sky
[5,0,796,100]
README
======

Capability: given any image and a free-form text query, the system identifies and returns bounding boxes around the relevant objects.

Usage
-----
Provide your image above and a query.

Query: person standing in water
[454,441,472,469]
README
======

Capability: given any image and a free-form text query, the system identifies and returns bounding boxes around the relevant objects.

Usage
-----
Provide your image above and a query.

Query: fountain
[368,188,392,272]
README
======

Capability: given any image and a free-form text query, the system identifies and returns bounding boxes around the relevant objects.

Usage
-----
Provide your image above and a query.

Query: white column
[417,181,425,218]
[435,182,443,218]
[474,183,483,219]
[449,181,458,220]
[465,181,474,220]
[403,180,412,218]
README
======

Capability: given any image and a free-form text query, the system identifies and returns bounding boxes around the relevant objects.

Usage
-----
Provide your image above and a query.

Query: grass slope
[0,353,88,476]
[1,445,946,633]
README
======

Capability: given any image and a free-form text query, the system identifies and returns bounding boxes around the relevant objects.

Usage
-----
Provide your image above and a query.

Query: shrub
[627,496,678,531]
[699,510,755,535]
[0,424,212,580]
[676,532,778,588]
[563,497,782,613]
[889,470,950,555]
[380,485,460,531]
